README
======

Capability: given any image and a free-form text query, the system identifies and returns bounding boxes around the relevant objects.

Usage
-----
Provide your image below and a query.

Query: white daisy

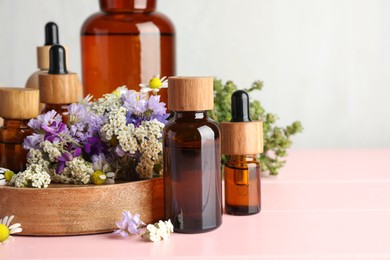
[139,75,168,95]
[0,167,14,186]
[0,215,22,245]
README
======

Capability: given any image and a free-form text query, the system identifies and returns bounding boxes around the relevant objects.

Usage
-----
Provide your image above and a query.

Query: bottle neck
[174,111,208,120]
[227,155,258,164]
[100,0,156,13]
[2,119,30,128]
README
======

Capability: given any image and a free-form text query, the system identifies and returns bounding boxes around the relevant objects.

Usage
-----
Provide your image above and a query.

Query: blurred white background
[0,0,389,148]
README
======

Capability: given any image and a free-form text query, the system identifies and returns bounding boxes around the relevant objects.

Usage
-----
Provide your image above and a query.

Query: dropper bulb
[48,45,68,74]
[45,22,59,45]
[231,90,251,122]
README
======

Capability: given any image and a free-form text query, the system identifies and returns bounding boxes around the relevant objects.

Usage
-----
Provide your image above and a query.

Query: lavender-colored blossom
[23,133,44,150]
[42,121,68,143]
[114,211,145,237]
[67,103,104,143]
[28,110,62,131]
[121,90,147,115]
[148,95,166,116]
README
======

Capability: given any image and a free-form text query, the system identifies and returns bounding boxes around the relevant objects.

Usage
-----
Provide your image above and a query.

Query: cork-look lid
[220,121,263,155]
[39,45,80,104]
[168,77,214,111]
[39,73,80,104]
[0,88,40,119]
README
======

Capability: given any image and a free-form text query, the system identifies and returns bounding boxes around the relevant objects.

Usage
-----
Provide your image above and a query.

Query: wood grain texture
[220,121,263,155]
[168,76,214,111]
[0,178,164,236]
[39,73,81,104]
[0,87,39,119]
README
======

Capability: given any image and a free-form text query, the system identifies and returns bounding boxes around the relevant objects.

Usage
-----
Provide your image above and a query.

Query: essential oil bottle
[220,90,263,215]
[0,88,39,172]
[163,76,222,233]
[81,0,175,101]
[39,45,81,120]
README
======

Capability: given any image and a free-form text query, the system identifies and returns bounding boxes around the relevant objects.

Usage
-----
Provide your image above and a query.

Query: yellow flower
[0,215,22,244]
[91,170,107,185]
[139,75,168,95]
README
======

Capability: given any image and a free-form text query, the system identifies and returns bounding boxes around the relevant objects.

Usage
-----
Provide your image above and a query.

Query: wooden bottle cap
[168,76,214,111]
[37,45,68,70]
[39,72,80,104]
[220,121,263,155]
[0,88,40,119]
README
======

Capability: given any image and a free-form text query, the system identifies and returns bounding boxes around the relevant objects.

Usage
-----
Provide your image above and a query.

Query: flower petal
[8,223,21,230]
[10,227,22,234]
[6,216,14,227]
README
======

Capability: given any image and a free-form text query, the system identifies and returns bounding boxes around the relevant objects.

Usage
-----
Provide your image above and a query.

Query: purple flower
[83,136,106,157]
[28,110,62,131]
[23,133,44,150]
[113,211,145,237]
[56,148,82,174]
[42,121,68,143]
[122,90,147,114]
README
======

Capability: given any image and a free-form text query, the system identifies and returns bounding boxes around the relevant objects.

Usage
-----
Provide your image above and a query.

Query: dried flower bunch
[6,86,168,188]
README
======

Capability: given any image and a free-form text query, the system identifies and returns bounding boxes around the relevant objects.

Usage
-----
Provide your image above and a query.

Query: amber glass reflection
[81,0,175,103]
[0,119,32,172]
[224,155,261,215]
[163,111,222,233]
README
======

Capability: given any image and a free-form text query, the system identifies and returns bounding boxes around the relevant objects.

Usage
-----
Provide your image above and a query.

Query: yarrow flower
[0,215,22,245]
[139,75,168,95]
[113,211,173,242]
[142,220,174,242]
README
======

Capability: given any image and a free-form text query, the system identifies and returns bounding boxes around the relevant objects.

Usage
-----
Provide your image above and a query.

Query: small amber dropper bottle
[220,90,263,215]
[0,88,39,172]
[163,77,222,233]
[38,45,81,121]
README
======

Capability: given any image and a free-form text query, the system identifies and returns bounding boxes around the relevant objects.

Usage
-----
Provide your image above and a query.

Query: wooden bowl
[0,178,164,236]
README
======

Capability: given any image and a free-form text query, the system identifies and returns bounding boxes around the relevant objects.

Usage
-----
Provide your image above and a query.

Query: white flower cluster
[40,140,62,162]
[90,90,122,115]
[27,149,50,170]
[51,157,94,184]
[135,120,164,179]
[12,164,51,188]
[142,219,174,242]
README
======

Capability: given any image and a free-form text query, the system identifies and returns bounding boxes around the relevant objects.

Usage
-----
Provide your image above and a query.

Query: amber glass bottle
[0,88,39,172]
[80,0,175,102]
[220,90,263,215]
[163,77,222,233]
[224,155,261,215]
[39,45,81,122]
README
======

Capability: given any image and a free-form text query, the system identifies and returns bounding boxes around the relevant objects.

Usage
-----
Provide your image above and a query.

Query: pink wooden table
[2,149,390,259]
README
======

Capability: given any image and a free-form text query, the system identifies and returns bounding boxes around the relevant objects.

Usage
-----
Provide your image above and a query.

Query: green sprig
[211,79,303,176]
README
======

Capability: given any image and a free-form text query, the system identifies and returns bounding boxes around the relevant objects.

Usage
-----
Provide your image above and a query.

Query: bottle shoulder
[81,11,175,35]
[163,117,220,143]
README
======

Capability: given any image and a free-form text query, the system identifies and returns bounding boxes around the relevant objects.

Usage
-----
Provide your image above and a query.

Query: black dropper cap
[44,22,59,46]
[48,45,68,74]
[231,90,251,122]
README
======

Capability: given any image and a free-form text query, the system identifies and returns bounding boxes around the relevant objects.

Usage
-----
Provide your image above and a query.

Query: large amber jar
[80,0,175,103]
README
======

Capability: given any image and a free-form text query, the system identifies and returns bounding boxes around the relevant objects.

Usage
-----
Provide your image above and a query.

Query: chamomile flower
[139,75,168,95]
[0,215,22,245]
[0,168,14,186]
